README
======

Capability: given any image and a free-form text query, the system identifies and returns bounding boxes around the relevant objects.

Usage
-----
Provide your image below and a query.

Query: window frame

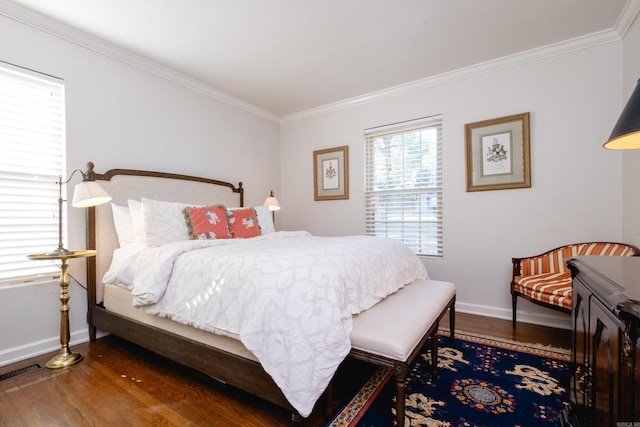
[364,115,443,258]
[0,61,66,285]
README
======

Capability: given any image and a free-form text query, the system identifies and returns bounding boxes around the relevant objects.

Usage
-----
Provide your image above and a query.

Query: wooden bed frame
[83,162,456,426]
[83,163,304,422]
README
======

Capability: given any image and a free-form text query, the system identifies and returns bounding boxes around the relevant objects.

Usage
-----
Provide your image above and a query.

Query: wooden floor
[0,312,570,426]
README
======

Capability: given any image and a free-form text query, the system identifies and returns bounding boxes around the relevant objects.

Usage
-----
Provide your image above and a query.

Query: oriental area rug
[325,332,571,427]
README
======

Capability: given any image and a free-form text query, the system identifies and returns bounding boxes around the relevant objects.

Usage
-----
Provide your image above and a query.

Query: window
[0,62,66,283]
[365,115,442,257]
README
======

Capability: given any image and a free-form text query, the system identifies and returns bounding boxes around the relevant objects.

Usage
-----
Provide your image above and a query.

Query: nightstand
[27,250,96,369]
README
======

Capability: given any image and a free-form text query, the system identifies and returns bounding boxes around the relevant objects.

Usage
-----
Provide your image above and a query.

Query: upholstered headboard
[84,162,243,304]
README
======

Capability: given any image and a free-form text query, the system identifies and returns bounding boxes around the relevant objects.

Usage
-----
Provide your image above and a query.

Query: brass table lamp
[27,164,111,368]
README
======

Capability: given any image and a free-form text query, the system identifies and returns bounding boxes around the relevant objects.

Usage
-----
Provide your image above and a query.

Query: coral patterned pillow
[183,205,231,240]
[228,208,260,238]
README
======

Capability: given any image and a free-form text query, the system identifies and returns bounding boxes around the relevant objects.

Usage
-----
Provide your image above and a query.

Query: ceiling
[4,0,633,119]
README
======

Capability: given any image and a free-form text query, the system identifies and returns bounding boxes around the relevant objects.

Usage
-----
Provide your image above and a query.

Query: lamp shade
[72,181,112,208]
[604,79,640,150]
[264,191,281,211]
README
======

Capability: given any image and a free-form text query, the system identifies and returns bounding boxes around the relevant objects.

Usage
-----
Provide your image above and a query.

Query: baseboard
[1,302,569,367]
[455,301,571,330]
[0,329,91,367]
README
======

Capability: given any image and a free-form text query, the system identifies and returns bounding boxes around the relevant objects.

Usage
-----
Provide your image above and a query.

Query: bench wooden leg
[449,301,456,343]
[290,411,302,426]
[324,376,334,417]
[430,331,438,380]
[394,361,408,427]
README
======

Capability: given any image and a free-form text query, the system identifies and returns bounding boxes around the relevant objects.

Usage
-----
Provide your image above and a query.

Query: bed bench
[346,279,456,427]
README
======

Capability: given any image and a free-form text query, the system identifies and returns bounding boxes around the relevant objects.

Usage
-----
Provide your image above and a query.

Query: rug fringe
[438,328,571,359]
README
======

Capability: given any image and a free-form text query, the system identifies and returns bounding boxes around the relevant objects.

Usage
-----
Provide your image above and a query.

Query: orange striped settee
[510,242,640,329]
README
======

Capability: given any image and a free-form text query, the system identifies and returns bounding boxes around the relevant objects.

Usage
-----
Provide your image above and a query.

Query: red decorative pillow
[183,205,231,240]
[228,208,260,238]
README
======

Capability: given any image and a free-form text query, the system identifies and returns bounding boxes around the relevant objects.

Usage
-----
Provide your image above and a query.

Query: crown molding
[281,29,623,124]
[0,0,280,123]
[2,0,637,126]
[616,0,640,38]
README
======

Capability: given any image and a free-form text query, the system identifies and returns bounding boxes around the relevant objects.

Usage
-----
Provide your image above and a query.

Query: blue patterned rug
[326,332,570,426]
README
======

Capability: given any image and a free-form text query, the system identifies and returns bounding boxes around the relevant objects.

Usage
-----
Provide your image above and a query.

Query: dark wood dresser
[567,256,640,426]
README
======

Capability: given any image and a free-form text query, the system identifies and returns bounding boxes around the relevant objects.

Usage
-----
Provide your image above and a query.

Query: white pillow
[254,205,275,234]
[127,199,145,246]
[229,205,275,234]
[111,203,134,247]
[141,198,197,246]
[102,242,145,288]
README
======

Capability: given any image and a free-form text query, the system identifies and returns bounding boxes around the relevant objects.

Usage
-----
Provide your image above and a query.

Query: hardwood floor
[440,311,571,350]
[0,313,570,426]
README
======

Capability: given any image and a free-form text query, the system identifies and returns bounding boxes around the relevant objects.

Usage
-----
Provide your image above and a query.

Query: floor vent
[0,364,42,382]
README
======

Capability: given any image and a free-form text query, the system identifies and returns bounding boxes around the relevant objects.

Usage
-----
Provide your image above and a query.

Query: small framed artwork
[314,145,349,201]
[465,112,531,192]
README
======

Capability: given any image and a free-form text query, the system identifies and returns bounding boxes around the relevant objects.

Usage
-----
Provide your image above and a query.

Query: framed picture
[465,112,531,192]
[314,145,349,200]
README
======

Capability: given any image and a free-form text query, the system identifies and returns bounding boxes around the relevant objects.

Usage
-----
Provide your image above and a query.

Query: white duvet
[106,231,427,417]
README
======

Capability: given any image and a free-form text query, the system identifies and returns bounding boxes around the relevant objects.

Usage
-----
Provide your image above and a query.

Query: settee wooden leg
[394,362,408,427]
[512,295,517,330]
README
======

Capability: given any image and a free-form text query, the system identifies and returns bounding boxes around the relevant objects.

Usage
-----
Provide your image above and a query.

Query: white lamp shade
[264,196,281,211]
[72,181,112,207]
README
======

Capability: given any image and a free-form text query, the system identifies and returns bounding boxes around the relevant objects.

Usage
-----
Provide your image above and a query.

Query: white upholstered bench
[347,279,456,426]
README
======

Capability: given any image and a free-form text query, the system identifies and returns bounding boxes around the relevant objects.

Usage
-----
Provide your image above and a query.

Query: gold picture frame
[314,145,349,201]
[465,112,531,192]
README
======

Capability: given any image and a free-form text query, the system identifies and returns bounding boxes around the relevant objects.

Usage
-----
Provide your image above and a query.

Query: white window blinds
[365,115,443,257]
[0,62,66,282]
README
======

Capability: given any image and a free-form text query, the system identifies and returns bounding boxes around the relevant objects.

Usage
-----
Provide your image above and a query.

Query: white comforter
[111,231,427,417]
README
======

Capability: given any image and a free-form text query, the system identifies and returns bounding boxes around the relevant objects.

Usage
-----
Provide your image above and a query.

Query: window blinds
[364,115,443,257]
[0,62,65,282]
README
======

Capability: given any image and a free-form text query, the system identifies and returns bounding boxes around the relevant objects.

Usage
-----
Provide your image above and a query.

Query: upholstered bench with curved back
[510,242,640,329]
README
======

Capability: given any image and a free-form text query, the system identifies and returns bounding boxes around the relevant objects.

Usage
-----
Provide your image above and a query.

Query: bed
[83,162,456,425]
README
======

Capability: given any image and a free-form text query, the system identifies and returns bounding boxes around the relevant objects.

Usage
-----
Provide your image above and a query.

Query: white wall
[1,7,636,367]
[280,41,625,329]
[0,13,280,365]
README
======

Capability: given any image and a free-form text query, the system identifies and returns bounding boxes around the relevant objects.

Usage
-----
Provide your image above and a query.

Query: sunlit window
[0,61,66,283]
[364,115,443,257]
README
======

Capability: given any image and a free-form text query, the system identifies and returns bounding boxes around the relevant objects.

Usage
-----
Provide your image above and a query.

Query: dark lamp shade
[604,79,640,150]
